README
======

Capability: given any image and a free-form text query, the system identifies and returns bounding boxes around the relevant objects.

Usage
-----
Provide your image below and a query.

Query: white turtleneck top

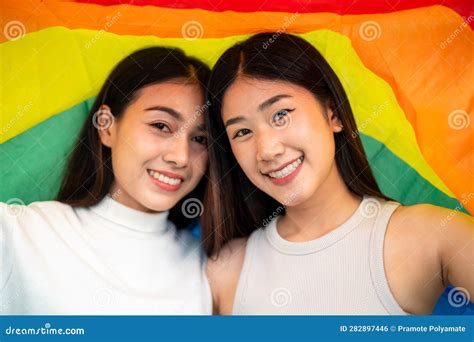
[0,196,211,315]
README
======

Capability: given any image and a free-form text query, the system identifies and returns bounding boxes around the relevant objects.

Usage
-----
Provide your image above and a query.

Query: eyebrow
[224,94,293,128]
[145,106,183,122]
[258,94,292,111]
[224,116,246,128]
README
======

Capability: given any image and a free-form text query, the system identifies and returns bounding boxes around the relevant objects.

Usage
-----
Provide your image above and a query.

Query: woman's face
[99,81,208,212]
[222,77,342,206]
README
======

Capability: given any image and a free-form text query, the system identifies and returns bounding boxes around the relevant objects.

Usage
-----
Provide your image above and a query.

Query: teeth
[268,156,303,179]
[148,170,182,185]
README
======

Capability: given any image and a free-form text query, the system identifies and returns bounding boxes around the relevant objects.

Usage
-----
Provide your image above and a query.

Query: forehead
[222,77,314,117]
[133,81,203,107]
[123,81,206,125]
[222,78,307,111]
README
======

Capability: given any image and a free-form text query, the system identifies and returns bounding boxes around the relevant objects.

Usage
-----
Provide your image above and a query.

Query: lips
[262,155,304,185]
[147,169,183,185]
[263,155,304,179]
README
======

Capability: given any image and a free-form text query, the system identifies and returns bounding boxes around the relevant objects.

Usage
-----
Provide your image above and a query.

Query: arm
[205,238,247,315]
[437,206,474,300]
[385,203,473,314]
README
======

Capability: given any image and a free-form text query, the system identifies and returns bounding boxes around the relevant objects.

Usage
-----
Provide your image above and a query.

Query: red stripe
[76,0,473,19]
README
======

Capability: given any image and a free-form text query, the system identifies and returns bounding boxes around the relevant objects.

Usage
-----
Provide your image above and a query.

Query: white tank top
[233,196,408,315]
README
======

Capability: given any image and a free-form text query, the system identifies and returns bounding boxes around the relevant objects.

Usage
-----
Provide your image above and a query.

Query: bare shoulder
[388,203,473,249]
[205,238,248,315]
[394,203,474,283]
[384,202,473,314]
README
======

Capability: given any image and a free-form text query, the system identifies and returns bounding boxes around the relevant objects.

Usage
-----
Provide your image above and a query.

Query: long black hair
[57,46,210,229]
[202,33,389,256]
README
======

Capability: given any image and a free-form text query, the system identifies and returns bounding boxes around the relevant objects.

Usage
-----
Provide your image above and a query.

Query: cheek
[295,113,335,152]
[113,128,158,176]
[231,143,254,172]
[130,127,164,159]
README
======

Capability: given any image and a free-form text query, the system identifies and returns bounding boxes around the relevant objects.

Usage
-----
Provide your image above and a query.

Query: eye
[151,122,171,133]
[191,135,208,146]
[271,108,294,126]
[233,128,251,139]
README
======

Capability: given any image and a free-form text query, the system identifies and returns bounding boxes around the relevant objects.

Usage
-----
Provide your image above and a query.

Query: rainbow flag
[1,0,472,216]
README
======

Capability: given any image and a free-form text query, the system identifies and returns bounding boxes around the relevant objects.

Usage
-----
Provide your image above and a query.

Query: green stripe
[360,133,468,214]
[0,99,93,203]
[0,98,468,215]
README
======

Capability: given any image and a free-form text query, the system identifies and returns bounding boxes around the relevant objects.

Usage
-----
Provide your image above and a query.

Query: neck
[278,163,362,242]
[109,182,154,213]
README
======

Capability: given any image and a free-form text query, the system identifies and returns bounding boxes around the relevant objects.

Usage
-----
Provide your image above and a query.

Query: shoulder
[1,200,74,224]
[393,203,474,276]
[205,237,248,314]
[383,203,473,313]
[1,200,81,242]
[387,203,473,244]
[384,204,449,268]
[385,203,468,259]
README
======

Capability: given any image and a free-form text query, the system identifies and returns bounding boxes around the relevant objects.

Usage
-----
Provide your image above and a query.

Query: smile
[266,156,304,179]
[147,169,183,187]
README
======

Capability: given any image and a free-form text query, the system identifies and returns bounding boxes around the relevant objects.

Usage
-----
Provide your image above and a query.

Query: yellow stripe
[0,27,455,197]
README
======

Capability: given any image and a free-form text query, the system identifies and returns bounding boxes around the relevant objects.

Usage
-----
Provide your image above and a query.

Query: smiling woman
[58,48,209,220]
[0,47,212,314]
[203,33,473,316]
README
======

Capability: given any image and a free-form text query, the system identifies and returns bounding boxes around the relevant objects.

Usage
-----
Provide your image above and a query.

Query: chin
[279,186,312,206]
[140,195,176,213]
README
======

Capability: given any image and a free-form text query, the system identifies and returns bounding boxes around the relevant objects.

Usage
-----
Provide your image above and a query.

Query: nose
[256,129,285,162]
[162,135,190,168]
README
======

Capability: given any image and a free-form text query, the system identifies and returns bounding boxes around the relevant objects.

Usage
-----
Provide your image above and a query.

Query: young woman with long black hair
[203,33,473,315]
[1,47,212,314]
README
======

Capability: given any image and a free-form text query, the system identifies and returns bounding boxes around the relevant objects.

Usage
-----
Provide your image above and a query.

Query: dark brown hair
[57,46,210,229]
[203,33,390,256]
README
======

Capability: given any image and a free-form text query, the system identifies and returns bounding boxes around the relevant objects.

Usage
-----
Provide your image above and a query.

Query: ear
[95,105,116,148]
[328,108,343,133]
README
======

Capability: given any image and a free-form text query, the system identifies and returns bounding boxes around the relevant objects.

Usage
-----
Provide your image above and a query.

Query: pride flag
[1,0,473,316]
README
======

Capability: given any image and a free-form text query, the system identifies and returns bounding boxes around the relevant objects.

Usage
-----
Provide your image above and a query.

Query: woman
[203,33,473,315]
[1,47,212,314]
